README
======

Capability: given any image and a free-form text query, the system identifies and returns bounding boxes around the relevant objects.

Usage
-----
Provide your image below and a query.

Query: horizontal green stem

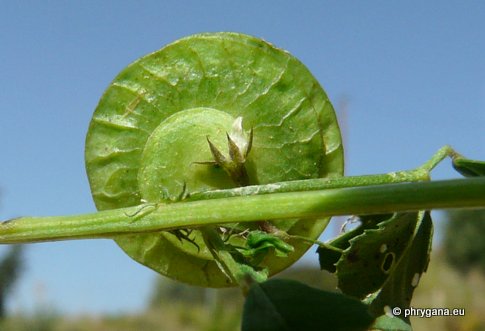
[1,177,484,244]
[188,170,428,201]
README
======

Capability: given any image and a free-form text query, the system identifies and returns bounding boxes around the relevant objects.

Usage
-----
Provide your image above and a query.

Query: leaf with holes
[368,212,433,329]
[335,213,421,299]
[317,214,392,273]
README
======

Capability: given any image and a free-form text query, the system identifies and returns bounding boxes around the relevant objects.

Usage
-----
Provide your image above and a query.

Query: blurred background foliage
[0,265,337,331]
[2,232,485,331]
[0,245,23,319]
[443,208,485,275]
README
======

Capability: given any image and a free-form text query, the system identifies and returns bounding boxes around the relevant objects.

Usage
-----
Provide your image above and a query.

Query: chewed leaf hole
[381,252,395,274]
[341,216,362,232]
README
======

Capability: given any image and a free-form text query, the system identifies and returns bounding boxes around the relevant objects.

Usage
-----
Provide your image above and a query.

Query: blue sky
[0,1,484,314]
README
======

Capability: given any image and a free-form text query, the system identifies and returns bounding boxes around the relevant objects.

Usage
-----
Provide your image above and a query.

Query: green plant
[1,32,484,331]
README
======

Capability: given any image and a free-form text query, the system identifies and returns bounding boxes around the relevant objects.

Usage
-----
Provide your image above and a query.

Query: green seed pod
[85,32,344,287]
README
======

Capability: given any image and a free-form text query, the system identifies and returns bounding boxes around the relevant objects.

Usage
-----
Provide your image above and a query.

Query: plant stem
[1,177,484,244]
[416,145,459,173]
[188,170,428,201]
[188,145,461,201]
[201,226,240,283]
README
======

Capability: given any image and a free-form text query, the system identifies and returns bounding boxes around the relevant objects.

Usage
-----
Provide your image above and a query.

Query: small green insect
[85,32,344,287]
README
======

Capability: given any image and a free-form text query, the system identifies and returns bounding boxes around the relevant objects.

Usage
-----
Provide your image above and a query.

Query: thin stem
[417,145,461,173]
[287,235,344,254]
[1,178,485,244]
[189,145,463,201]
[201,226,240,283]
[188,170,427,201]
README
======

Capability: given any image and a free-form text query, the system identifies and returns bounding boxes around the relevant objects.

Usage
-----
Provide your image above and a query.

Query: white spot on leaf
[411,273,420,287]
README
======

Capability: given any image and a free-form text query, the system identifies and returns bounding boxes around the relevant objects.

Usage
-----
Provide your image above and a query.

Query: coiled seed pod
[85,32,344,287]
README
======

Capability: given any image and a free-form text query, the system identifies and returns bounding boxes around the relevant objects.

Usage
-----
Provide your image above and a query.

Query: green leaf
[336,213,420,298]
[242,231,294,258]
[367,212,433,328]
[317,214,391,273]
[332,212,433,330]
[371,314,412,331]
[242,279,374,331]
[452,157,485,177]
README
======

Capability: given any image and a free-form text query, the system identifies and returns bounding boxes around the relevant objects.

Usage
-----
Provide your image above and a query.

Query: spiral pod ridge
[85,32,343,287]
